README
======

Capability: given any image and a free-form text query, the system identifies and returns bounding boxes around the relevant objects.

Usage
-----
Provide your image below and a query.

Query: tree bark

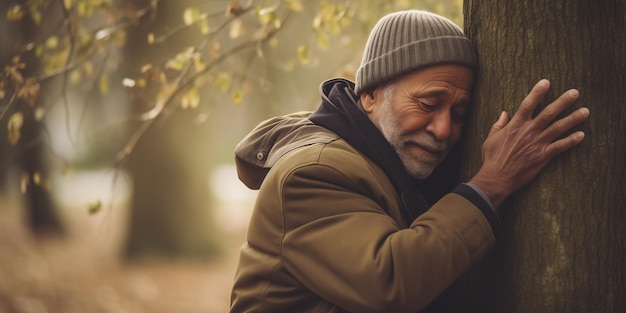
[462,0,626,312]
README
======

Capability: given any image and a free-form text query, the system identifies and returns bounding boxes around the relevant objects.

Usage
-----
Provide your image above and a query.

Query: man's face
[362,64,474,179]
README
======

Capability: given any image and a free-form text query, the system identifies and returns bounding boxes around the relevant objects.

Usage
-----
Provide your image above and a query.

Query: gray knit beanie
[355,10,477,95]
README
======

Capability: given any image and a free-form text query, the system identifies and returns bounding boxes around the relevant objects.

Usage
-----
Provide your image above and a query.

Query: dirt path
[0,206,247,313]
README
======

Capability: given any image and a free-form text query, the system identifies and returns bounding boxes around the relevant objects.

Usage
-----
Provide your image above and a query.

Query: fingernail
[580,107,590,116]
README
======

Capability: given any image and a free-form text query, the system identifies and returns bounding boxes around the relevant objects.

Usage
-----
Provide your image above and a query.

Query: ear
[360,87,383,113]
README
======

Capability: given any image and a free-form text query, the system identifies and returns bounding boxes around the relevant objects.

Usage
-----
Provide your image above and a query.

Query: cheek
[398,114,430,134]
[449,124,464,144]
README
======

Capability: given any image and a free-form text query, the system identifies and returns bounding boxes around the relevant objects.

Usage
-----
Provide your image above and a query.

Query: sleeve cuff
[453,183,501,237]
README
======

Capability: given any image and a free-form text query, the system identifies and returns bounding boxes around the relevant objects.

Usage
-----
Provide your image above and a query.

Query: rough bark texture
[461,1,626,312]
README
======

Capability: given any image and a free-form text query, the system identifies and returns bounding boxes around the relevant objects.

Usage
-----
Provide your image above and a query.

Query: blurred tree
[120,0,223,259]
[0,1,64,237]
[461,0,626,312]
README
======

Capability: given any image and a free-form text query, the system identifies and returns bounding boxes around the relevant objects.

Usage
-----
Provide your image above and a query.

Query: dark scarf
[308,78,431,223]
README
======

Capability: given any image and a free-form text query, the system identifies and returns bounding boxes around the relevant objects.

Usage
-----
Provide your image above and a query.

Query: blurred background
[0,0,462,312]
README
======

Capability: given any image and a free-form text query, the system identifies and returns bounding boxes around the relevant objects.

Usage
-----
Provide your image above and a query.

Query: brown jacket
[230,80,497,313]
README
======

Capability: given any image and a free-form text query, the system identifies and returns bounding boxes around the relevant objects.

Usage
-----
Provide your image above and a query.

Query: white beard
[374,86,449,179]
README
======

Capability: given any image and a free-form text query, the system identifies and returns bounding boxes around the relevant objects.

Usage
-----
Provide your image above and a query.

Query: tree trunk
[461,0,626,312]
[124,110,217,259]
[122,0,217,260]
[0,2,64,237]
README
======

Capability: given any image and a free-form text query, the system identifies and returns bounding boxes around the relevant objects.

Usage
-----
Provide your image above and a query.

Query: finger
[533,89,580,130]
[514,79,551,121]
[488,111,509,137]
[544,131,586,158]
[540,107,590,141]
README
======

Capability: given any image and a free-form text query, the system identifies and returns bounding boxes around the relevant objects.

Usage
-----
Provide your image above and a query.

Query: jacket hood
[234,111,338,190]
[234,78,354,190]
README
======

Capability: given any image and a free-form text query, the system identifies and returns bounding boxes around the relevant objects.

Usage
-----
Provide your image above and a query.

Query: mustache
[409,135,448,153]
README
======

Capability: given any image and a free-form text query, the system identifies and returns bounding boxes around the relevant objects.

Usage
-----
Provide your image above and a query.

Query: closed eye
[418,101,438,111]
[412,96,440,112]
[451,105,468,124]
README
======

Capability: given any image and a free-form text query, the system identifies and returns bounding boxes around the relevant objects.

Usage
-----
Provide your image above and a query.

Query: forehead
[395,64,474,93]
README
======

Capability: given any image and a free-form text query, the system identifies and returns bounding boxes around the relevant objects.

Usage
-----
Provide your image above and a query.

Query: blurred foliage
[0,0,462,170]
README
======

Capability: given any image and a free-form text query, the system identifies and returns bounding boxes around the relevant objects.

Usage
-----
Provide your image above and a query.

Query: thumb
[488,111,509,137]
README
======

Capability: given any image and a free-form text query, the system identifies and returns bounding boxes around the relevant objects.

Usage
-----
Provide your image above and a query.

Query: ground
[0,204,246,313]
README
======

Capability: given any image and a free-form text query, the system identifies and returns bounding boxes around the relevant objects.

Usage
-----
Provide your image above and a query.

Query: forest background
[0,0,463,312]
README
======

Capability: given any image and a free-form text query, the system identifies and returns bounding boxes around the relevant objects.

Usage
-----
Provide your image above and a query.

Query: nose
[425,111,452,141]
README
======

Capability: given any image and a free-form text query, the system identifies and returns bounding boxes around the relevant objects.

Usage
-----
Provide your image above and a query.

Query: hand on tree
[469,79,590,210]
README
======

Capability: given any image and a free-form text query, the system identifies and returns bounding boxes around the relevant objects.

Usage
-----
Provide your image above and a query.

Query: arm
[469,79,590,209]
[279,161,494,313]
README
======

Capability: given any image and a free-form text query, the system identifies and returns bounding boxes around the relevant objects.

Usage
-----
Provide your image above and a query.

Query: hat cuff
[355,36,477,95]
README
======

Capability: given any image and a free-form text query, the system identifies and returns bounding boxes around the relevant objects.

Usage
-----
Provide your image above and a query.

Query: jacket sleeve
[278,158,496,313]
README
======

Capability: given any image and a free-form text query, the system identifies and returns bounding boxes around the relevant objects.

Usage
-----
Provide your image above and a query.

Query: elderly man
[229,10,589,313]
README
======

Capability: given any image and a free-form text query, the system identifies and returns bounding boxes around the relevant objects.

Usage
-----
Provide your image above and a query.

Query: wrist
[468,172,510,210]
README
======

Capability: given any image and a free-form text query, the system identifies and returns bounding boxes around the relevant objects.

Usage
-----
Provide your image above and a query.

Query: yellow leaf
[216,72,231,93]
[232,90,243,105]
[34,107,45,121]
[20,172,29,194]
[199,20,210,35]
[147,33,155,44]
[258,6,278,25]
[141,64,153,73]
[99,74,110,94]
[297,44,310,64]
[166,47,194,71]
[77,1,90,16]
[193,57,206,72]
[64,0,74,10]
[88,201,102,215]
[229,19,245,39]
[7,112,24,146]
[316,31,330,50]
[165,57,185,71]
[183,7,200,26]
[33,172,41,185]
[16,81,40,105]
[77,1,85,14]
[286,0,303,12]
[181,87,200,109]
[46,36,59,49]
[6,5,24,21]
[313,2,350,36]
